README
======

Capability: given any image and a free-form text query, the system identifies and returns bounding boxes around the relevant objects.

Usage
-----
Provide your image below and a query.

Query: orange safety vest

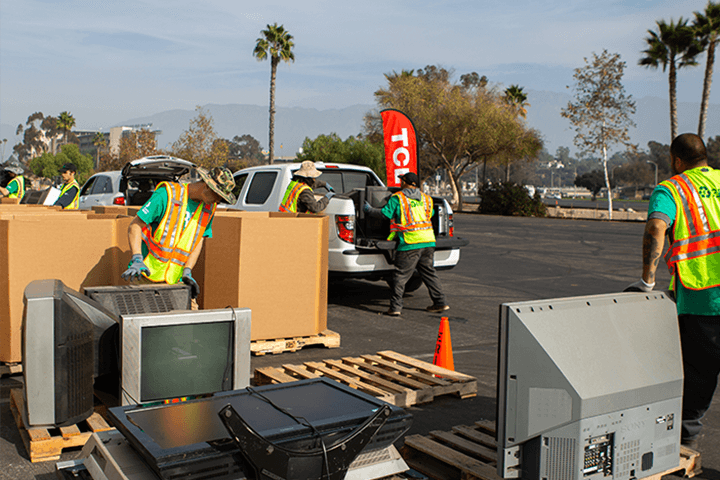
[279,180,311,213]
[140,182,216,284]
[388,191,435,244]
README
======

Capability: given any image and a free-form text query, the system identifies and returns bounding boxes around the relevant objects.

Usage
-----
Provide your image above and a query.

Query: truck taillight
[448,213,454,237]
[113,196,126,205]
[335,215,355,243]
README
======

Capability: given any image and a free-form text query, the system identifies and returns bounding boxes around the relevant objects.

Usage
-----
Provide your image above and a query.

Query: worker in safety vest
[121,167,236,299]
[625,133,720,451]
[279,161,335,213]
[0,158,26,201]
[54,163,80,209]
[364,172,448,316]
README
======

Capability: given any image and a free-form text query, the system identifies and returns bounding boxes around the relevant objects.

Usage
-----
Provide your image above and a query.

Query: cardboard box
[0,198,20,205]
[0,214,132,362]
[197,211,329,341]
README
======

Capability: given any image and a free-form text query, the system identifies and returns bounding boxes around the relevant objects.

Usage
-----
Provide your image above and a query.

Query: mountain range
[2,90,719,161]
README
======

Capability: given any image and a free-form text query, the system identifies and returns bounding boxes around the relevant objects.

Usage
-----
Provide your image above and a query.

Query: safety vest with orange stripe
[140,182,216,284]
[662,166,720,291]
[388,191,435,245]
[279,180,311,213]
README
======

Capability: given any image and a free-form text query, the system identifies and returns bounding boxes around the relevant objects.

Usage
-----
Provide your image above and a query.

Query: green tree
[640,18,703,141]
[225,134,265,167]
[562,50,636,219]
[29,144,93,184]
[693,2,720,139]
[253,23,295,164]
[296,133,385,181]
[574,170,611,199]
[57,111,76,146]
[170,106,227,168]
[367,66,542,211]
[13,112,62,160]
[503,84,529,118]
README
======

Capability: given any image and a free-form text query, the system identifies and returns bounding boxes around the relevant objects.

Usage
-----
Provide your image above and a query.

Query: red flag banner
[381,109,418,187]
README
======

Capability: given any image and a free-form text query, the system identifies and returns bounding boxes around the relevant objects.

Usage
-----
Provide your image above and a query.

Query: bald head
[671,133,707,171]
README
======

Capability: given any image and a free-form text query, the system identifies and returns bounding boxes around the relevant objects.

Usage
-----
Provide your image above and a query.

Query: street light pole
[646,160,658,187]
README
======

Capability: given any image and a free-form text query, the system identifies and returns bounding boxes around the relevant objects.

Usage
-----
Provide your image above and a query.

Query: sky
[1,0,718,140]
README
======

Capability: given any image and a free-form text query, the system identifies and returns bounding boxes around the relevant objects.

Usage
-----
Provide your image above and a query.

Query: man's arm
[54,186,79,208]
[185,237,204,270]
[0,186,8,196]
[127,216,146,255]
[298,188,330,213]
[642,217,668,285]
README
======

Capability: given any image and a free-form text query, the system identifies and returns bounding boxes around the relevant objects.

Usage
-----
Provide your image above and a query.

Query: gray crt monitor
[497,292,683,480]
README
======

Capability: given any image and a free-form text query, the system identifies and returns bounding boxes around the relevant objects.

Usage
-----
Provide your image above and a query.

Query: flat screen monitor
[119,308,251,406]
[496,292,683,480]
[107,378,412,480]
[22,279,119,427]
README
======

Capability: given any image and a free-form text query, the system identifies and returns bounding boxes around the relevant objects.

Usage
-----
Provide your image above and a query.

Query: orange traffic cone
[433,317,454,371]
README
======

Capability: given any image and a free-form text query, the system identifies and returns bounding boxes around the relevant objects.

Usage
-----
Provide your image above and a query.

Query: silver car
[78,156,195,210]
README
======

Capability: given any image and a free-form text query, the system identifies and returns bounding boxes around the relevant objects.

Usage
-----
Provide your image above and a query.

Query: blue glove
[182,267,200,299]
[325,182,334,192]
[122,254,150,281]
[324,192,335,200]
[363,201,372,213]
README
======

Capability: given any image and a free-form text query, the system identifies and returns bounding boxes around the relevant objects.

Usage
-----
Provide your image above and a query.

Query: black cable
[246,386,331,480]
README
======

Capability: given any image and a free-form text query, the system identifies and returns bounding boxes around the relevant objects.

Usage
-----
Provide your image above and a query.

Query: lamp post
[646,160,658,187]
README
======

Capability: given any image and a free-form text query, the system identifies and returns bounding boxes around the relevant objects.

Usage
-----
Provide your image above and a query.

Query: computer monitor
[496,292,683,480]
[22,279,119,428]
[119,308,251,406]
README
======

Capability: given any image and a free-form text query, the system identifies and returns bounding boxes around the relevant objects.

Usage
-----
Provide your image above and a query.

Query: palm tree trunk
[669,59,678,141]
[699,38,716,140]
[268,57,278,164]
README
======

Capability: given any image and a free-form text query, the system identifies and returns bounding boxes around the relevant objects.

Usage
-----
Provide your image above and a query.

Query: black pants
[390,248,446,311]
[679,314,720,440]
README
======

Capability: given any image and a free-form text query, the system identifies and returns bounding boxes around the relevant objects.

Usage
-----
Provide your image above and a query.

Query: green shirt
[648,173,720,315]
[137,187,214,258]
[381,192,435,252]
[6,177,21,195]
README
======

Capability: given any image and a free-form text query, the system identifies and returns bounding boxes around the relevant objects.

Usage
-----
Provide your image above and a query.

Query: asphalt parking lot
[1,212,718,479]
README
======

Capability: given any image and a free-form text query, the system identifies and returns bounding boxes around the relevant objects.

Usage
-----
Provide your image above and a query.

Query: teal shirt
[648,171,720,315]
[136,187,214,258]
[6,177,21,195]
[381,192,435,252]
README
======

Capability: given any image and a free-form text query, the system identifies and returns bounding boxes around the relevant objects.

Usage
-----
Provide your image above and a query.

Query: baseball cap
[59,163,77,173]
[400,172,419,187]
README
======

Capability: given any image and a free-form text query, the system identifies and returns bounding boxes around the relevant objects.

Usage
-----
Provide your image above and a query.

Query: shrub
[478,182,547,217]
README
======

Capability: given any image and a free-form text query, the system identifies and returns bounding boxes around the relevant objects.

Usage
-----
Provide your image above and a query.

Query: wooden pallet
[251,329,341,355]
[401,421,702,480]
[255,350,477,408]
[0,361,21,377]
[9,388,115,462]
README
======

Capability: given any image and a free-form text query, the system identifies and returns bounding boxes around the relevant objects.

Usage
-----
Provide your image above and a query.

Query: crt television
[22,279,119,428]
[496,292,683,480]
[119,308,251,406]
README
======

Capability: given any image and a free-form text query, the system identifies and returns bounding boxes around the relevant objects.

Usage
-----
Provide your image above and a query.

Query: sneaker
[384,309,401,317]
[426,304,450,313]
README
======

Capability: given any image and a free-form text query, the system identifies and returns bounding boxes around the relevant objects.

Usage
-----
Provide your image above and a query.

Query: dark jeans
[679,314,720,440]
[390,248,446,311]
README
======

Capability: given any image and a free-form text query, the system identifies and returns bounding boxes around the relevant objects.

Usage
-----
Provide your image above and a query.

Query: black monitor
[22,279,119,428]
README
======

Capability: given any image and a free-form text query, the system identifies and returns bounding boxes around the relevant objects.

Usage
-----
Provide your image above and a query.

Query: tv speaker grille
[67,332,93,419]
[547,437,576,480]
[84,285,191,316]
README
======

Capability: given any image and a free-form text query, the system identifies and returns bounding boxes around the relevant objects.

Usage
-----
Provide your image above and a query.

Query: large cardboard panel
[0,215,133,362]
[199,212,328,341]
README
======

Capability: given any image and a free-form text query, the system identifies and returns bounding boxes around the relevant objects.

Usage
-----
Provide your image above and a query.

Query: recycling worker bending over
[364,172,449,317]
[0,158,26,201]
[121,167,236,299]
[279,160,335,213]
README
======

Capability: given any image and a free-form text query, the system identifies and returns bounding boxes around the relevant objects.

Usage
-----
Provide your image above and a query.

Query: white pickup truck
[225,162,468,290]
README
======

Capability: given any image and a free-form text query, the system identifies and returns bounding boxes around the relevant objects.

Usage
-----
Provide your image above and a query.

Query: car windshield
[315,170,381,194]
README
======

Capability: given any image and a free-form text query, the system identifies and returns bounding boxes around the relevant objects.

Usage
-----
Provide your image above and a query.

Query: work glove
[324,192,335,200]
[121,254,150,281]
[325,182,334,192]
[363,201,372,213]
[624,279,655,293]
[182,267,200,299]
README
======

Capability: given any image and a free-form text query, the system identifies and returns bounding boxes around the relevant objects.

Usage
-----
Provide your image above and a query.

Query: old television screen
[120,308,251,405]
[496,292,683,480]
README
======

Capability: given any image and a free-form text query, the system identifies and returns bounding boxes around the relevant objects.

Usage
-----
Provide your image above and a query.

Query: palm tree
[253,23,295,164]
[694,2,720,140]
[92,132,107,169]
[503,84,530,118]
[57,111,76,146]
[640,18,703,141]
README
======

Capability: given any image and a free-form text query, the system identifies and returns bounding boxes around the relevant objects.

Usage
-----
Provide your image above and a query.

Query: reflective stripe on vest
[7,176,24,200]
[140,182,216,284]
[662,167,720,290]
[59,180,80,209]
[388,191,435,244]
[279,180,311,213]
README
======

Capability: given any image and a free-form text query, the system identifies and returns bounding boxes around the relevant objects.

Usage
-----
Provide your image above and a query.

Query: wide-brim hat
[3,160,23,175]
[197,166,237,204]
[294,161,322,178]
